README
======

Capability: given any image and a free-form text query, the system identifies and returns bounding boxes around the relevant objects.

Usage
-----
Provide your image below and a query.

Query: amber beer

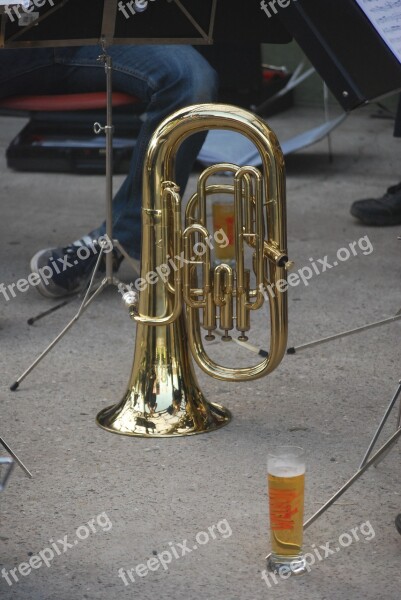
[212,200,235,264]
[267,447,306,573]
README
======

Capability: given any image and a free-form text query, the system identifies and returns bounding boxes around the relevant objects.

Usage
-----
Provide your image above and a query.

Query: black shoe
[350,182,401,226]
[396,514,401,535]
[30,235,122,299]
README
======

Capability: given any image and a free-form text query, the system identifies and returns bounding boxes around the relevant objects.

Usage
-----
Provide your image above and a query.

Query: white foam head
[267,447,305,477]
[268,460,305,478]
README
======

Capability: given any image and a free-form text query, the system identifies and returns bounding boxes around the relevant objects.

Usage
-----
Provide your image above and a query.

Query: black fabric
[394,95,401,138]
[213,0,292,44]
[197,44,262,91]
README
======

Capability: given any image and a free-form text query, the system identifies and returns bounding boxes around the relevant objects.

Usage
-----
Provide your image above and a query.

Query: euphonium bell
[96,104,291,437]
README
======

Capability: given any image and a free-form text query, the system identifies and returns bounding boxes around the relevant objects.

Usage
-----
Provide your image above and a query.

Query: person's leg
[19,45,218,296]
[0,48,56,97]
[51,44,218,257]
[350,181,401,226]
[97,45,218,257]
[2,46,217,254]
[350,94,401,226]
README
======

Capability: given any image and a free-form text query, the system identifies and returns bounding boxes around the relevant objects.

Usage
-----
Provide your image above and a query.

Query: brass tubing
[183,223,211,309]
[180,106,288,380]
[214,265,234,340]
[237,269,251,338]
[235,167,265,311]
[134,183,182,325]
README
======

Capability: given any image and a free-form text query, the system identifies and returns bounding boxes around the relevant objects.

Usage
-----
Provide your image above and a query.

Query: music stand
[0,0,218,48]
[5,0,217,390]
[278,0,401,111]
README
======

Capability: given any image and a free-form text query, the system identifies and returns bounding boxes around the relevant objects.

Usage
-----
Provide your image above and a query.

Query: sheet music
[355,0,401,63]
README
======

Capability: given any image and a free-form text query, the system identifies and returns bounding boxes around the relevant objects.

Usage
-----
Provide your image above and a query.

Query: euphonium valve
[96,104,290,437]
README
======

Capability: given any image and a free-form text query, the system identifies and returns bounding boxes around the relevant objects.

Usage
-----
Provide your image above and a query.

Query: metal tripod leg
[9,48,137,391]
[235,310,401,359]
[304,425,401,532]
[359,380,401,469]
[10,249,108,391]
[287,308,401,355]
[0,436,32,479]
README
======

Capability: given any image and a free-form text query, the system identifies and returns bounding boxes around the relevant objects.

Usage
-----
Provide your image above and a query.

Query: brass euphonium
[96,104,291,437]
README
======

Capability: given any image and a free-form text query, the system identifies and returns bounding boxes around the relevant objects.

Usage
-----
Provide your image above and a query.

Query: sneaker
[396,514,401,535]
[350,182,401,226]
[30,235,122,299]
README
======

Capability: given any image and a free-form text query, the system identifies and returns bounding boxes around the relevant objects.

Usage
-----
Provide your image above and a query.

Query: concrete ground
[1,103,401,600]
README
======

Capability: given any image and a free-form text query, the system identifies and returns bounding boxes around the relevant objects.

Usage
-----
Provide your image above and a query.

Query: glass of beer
[267,446,306,574]
[212,199,235,265]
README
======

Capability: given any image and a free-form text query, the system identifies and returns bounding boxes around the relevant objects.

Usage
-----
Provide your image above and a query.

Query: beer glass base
[267,554,307,576]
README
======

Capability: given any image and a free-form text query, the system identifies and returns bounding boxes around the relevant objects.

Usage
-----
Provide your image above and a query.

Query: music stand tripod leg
[359,380,401,469]
[10,46,136,388]
[10,250,107,391]
[0,436,32,479]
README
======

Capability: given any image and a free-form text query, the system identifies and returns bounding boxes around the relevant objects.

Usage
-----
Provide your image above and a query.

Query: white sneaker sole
[30,248,76,299]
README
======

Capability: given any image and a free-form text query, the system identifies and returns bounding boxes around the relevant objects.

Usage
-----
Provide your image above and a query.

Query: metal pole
[359,381,401,468]
[104,51,114,282]
[287,312,401,354]
[0,437,32,478]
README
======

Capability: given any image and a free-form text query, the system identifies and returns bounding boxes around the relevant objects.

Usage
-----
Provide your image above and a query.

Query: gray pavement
[1,104,401,600]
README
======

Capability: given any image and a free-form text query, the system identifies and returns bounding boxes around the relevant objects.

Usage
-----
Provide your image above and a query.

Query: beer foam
[268,462,305,478]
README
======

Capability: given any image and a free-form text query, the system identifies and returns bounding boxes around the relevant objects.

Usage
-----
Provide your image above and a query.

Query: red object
[262,68,287,82]
[0,92,139,112]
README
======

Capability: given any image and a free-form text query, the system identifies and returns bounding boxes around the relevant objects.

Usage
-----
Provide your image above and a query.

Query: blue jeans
[0,45,218,258]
